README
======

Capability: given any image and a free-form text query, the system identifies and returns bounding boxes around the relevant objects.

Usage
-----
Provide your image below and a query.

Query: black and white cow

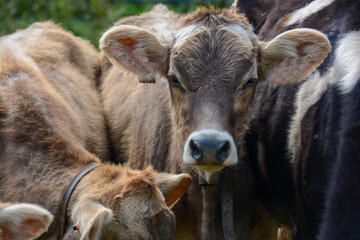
[234,0,360,239]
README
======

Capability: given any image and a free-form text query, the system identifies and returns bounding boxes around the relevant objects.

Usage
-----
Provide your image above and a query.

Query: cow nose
[183,129,238,168]
[189,139,231,164]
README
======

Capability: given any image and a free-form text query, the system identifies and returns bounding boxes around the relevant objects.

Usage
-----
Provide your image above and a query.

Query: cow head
[100,7,330,174]
[71,165,191,240]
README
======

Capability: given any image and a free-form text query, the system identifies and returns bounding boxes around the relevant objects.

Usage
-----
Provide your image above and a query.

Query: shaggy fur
[317,77,360,240]
[183,6,251,28]
[285,0,336,26]
[0,22,191,240]
[100,4,330,239]
[236,1,360,239]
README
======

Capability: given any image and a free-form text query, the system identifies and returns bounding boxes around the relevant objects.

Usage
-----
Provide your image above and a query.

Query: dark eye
[168,75,182,88]
[241,78,256,91]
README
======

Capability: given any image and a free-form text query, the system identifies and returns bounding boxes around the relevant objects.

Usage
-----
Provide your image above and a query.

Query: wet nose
[189,138,230,164]
[183,129,238,167]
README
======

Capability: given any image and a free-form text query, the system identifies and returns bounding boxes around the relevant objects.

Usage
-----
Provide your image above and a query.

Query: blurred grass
[0,0,233,48]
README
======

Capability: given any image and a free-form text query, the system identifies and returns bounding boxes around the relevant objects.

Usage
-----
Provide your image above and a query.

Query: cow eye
[168,75,182,89]
[241,78,256,91]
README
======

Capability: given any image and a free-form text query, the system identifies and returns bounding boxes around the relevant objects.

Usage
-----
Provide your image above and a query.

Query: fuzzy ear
[0,203,53,240]
[100,25,169,83]
[72,202,113,240]
[156,173,192,208]
[261,28,331,84]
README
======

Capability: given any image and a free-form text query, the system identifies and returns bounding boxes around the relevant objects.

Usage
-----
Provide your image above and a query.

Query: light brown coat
[0,22,190,240]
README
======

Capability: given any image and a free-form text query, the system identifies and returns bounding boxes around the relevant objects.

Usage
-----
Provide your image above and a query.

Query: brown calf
[0,22,191,240]
[100,5,330,239]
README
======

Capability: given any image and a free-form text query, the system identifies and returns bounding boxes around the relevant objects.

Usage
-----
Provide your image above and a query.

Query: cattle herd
[0,0,358,239]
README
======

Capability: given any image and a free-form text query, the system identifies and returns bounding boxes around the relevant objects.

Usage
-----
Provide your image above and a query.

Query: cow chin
[182,129,238,171]
[197,165,225,172]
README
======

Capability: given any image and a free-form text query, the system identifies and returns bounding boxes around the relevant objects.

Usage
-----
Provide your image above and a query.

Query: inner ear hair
[100,25,169,83]
[261,28,331,84]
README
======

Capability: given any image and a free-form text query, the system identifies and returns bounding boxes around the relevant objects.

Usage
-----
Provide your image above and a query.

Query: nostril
[190,140,202,160]
[217,141,230,163]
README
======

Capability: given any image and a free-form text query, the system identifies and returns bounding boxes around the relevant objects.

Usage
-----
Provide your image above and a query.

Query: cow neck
[198,175,235,240]
[221,175,235,240]
[198,175,214,189]
[57,162,98,240]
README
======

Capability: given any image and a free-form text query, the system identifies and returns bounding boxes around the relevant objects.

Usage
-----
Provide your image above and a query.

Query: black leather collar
[57,162,98,240]
[221,176,235,240]
[198,174,235,239]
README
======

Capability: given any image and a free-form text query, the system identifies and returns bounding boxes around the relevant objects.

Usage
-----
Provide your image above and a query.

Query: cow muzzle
[183,129,238,170]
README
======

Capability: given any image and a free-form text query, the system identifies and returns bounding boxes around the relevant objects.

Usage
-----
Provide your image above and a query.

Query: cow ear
[261,28,331,84]
[100,25,169,83]
[0,203,53,240]
[72,201,112,240]
[156,173,192,208]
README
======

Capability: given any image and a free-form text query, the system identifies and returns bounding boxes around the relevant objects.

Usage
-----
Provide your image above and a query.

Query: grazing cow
[100,4,330,239]
[233,0,360,239]
[0,202,53,240]
[0,21,191,240]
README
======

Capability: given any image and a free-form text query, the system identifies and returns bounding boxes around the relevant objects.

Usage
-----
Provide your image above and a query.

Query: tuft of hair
[182,6,251,28]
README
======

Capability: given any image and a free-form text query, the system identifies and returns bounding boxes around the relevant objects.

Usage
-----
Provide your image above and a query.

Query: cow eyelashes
[168,75,183,89]
[241,78,256,92]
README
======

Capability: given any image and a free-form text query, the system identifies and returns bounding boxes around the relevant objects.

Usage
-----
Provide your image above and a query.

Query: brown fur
[183,6,251,28]
[68,165,179,240]
[0,22,190,240]
[100,5,330,239]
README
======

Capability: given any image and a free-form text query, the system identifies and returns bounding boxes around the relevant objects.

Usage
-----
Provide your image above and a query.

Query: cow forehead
[174,23,254,50]
[170,24,257,89]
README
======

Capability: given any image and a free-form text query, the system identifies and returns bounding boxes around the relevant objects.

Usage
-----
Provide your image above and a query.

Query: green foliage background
[0,0,233,48]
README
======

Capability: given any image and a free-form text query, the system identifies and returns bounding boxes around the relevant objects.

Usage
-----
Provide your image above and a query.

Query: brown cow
[100,5,330,239]
[0,21,191,240]
[0,202,53,240]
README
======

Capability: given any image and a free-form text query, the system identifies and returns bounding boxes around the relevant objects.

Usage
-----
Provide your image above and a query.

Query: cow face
[100,8,330,173]
[71,166,191,240]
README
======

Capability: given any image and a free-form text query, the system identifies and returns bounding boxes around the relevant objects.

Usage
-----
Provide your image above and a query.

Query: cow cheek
[232,90,255,140]
[101,223,130,239]
[171,91,192,144]
[236,89,254,113]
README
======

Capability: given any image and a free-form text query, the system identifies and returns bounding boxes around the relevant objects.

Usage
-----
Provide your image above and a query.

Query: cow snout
[189,139,230,163]
[183,130,238,168]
